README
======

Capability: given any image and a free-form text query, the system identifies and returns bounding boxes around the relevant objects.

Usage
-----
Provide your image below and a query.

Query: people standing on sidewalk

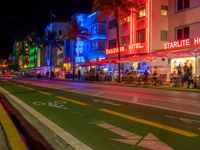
[78,69,81,80]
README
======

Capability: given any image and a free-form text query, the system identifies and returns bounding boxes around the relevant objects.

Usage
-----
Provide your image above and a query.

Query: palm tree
[93,0,138,83]
[62,16,89,80]
[42,31,63,74]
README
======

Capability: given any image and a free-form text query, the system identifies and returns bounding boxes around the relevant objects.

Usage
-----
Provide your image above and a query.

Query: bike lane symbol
[33,101,69,110]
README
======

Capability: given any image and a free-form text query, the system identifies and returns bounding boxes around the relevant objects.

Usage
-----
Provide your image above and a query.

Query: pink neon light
[147,0,151,54]
[106,43,145,55]
[164,37,200,49]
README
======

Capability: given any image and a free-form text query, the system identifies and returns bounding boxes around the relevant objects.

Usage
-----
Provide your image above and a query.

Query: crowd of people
[10,63,200,89]
[170,63,197,88]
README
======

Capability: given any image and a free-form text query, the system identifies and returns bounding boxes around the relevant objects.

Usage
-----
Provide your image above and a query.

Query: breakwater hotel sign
[106,43,146,56]
[164,37,200,49]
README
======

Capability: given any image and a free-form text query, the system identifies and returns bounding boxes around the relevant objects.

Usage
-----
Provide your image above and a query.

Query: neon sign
[106,43,145,55]
[164,37,200,49]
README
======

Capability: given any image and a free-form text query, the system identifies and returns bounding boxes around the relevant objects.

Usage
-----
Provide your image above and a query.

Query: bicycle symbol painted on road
[33,101,69,110]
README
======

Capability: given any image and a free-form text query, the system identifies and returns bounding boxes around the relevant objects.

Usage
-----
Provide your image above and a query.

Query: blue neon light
[88,12,97,18]
[71,11,107,63]
[89,34,107,40]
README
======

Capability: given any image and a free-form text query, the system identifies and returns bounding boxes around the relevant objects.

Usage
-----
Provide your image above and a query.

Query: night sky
[0,0,93,59]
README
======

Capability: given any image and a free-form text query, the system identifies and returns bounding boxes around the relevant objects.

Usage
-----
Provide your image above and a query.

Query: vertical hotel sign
[164,37,200,49]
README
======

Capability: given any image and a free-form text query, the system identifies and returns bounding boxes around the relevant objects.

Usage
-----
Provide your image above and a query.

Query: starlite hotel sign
[164,37,200,49]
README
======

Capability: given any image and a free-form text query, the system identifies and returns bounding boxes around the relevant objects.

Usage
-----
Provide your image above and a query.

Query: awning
[152,48,200,58]
[81,49,200,66]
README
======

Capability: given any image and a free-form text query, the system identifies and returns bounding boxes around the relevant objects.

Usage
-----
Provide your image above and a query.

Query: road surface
[14,79,200,116]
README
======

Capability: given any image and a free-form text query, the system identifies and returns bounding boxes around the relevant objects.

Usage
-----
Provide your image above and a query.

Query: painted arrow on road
[93,99,121,106]
[97,123,173,150]
[137,133,173,150]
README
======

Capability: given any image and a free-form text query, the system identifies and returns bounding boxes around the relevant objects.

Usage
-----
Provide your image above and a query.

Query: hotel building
[105,0,200,76]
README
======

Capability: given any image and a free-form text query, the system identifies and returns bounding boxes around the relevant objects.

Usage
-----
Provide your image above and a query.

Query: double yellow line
[0,104,27,150]
[24,87,88,106]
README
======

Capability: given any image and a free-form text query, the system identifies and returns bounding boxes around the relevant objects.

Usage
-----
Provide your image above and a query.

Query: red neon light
[106,43,145,55]
[164,37,200,49]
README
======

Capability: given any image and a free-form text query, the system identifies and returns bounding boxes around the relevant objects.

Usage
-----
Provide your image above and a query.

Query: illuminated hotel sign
[106,43,145,55]
[164,37,200,49]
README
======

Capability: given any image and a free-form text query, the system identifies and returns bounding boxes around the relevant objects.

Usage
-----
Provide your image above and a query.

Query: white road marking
[33,101,68,110]
[97,123,173,149]
[94,91,105,96]
[137,133,174,150]
[33,102,46,106]
[165,115,176,119]
[179,118,200,124]
[97,123,142,145]
[13,80,200,117]
[93,99,121,106]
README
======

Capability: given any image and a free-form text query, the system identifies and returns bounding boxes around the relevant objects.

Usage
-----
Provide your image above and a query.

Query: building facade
[105,0,200,77]
[44,22,69,77]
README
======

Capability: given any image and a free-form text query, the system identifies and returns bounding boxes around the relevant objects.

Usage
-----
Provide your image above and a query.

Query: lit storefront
[154,37,200,76]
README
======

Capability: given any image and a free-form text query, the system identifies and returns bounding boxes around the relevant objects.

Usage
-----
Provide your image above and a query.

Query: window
[121,23,129,34]
[138,6,146,18]
[91,40,106,50]
[98,24,106,33]
[120,16,131,25]
[91,41,98,50]
[98,40,106,50]
[91,25,97,34]
[177,0,190,11]
[176,26,190,40]
[59,30,62,35]
[161,30,168,41]
[109,39,117,48]
[161,5,168,16]
[109,20,117,29]
[136,30,145,42]
[121,36,130,45]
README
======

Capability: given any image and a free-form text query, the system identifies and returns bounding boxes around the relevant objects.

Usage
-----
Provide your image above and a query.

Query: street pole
[195,51,197,75]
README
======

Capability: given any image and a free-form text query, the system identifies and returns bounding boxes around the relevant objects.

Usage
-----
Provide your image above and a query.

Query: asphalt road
[14,79,200,116]
[1,79,200,150]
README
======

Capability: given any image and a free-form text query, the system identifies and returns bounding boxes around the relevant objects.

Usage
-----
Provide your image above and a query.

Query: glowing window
[161,5,168,16]
[120,16,130,25]
[138,6,146,18]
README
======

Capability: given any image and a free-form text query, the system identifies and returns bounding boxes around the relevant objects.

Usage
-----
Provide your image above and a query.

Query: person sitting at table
[152,70,158,85]
[171,71,177,77]
[143,70,149,82]
[177,64,182,76]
